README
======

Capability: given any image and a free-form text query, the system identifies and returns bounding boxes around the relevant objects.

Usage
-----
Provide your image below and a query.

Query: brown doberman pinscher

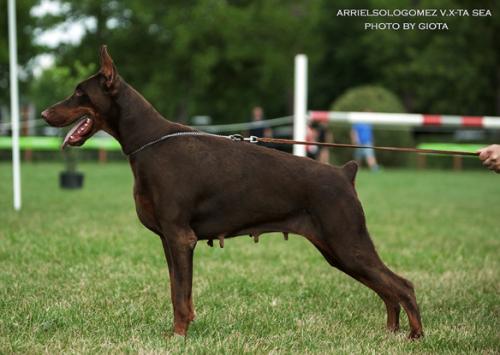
[42,46,423,339]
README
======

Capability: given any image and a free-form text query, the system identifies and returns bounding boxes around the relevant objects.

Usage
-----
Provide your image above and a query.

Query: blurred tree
[35,0,321,123]
[0,0,39,105]
[13,0,500,128]
[309,0,373,111]
[361,0,499,115]
[332,85,405,113]
[313,0,500,116]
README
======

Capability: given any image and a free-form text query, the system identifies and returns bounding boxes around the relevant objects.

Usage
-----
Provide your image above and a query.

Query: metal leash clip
[229,134,258,143]
[229,134,244,141]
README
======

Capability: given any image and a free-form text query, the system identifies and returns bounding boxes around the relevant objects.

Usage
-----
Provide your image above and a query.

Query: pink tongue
[62,117,91,148]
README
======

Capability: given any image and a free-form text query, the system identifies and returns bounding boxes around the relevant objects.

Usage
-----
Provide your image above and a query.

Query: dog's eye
[75,88,85,97]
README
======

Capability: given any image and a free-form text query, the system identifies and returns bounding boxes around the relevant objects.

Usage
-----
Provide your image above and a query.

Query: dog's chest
[129,161,161,233]
[134,191,160,233]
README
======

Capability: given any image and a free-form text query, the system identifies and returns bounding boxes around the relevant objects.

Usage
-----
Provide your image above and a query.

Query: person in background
[306,121,333,163]
[316,121,333,164]
[478,144,500,173]
[351,122,379,171]
[306,123,319,160]
[249,106,272,138]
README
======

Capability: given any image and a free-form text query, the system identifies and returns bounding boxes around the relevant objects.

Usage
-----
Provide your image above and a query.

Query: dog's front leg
[161,226,197,336]
[160,238,176,314]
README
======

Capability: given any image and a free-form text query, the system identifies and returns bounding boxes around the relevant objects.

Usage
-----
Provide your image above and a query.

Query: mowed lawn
[0,162,498,354]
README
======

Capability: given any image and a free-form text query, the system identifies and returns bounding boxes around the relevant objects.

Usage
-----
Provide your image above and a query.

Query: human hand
[478,144,500,173]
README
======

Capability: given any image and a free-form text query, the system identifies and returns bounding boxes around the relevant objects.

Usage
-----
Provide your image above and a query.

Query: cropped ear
[99,45,117,90]
[342,160,358,185]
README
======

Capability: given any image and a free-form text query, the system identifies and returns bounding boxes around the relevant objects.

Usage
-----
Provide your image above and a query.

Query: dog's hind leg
[382,297,401,332]
[311,225,423,339]
[306,190,423,339]
[356,264,422,339]
[160,225,197,336]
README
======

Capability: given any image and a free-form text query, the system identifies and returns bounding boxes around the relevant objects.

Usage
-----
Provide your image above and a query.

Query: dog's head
[41,45,120,148]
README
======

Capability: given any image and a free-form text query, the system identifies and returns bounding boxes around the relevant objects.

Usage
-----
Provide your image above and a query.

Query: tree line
[1,0,499,124]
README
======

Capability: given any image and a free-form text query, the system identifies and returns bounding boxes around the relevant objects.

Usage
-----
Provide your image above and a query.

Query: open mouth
[62,116,94,148]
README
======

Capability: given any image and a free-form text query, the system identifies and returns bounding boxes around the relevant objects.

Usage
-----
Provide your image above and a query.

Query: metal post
[293,54,307,157]
[8,0,21,210]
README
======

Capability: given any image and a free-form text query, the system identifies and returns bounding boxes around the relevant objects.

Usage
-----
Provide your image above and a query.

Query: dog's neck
[112,80,191,155]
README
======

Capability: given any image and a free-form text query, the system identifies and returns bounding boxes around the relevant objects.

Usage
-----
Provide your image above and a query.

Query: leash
[252,137,479,157]
[127,131,479,157]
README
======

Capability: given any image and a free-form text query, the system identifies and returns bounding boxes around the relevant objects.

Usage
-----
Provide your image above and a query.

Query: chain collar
[126,131,257,157]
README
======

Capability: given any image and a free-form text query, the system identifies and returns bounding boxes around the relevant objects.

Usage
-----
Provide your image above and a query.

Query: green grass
[0,162,498,354]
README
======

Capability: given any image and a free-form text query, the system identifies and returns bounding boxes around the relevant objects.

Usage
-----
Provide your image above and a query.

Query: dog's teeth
[218,236,224,248]
[284,232,289,241]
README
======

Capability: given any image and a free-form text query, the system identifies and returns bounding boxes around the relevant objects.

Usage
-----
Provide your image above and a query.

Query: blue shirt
[353,123,373,145]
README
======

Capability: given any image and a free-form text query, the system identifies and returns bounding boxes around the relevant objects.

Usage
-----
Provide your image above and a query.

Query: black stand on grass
[59,149,84,189]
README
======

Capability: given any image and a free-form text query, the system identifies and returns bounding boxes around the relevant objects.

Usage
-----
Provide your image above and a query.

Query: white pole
[8,0,21,210]
[293,54,307,157]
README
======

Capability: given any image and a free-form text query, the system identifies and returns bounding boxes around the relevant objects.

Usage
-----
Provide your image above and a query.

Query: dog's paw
[387,324,400,333]
[408,329,424,340]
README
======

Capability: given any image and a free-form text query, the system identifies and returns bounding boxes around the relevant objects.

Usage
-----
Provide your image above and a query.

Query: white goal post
[8,0,21,211]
